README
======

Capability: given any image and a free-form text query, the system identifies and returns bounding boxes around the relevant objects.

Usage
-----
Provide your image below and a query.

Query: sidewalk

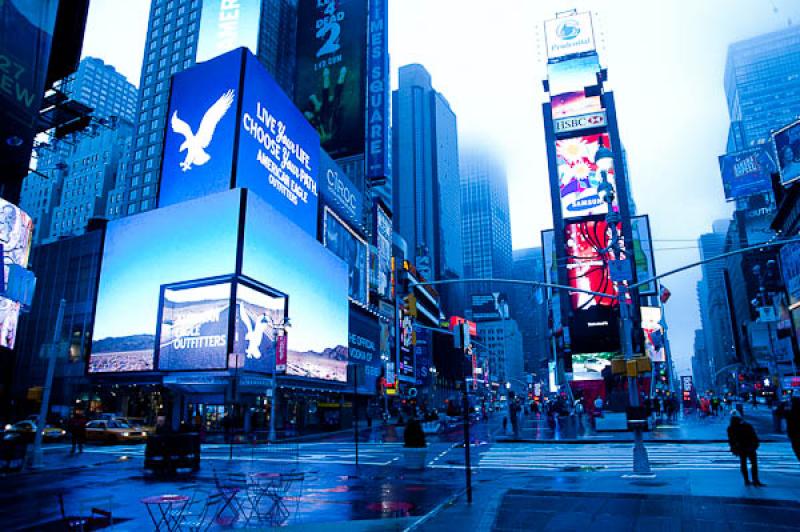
[413,463,800,531]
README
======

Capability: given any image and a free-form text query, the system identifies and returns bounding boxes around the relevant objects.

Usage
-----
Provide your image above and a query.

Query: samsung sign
[553,110,606,135]
[544,12,596,60]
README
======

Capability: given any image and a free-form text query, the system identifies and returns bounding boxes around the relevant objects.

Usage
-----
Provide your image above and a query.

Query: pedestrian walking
[68,409,87,454]
[727,410,763,486]
[502,415,508,433]
[787,397,800,462]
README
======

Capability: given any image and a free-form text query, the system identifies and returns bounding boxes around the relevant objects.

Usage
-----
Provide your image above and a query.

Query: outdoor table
[141,494,189,531]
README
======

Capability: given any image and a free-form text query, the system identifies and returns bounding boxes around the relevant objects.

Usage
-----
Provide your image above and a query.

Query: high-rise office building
[724,24,800,151]
[392,63,463,312]
[511,247,549,375]
[460,144,512,298]
[476,318,524,389]
[20,57,136,244]
[120,0,297,217]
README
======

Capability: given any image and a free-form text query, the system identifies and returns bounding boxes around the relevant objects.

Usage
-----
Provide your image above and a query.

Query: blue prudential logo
[557,20,581,40]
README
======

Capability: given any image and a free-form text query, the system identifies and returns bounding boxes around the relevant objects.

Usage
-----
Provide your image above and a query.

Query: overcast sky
[81,0,800,377]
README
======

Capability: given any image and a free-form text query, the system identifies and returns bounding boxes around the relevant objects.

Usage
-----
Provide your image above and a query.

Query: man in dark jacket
[787,397,800,462]
[727,410,763,486]
[68,410,87,454]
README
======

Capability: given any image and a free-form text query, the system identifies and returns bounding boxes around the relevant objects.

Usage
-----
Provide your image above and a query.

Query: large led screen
[159,50,241,208]
[320,151,363,231]
[90,190,240,373]
[641,306,665,362]
[718,146,776,200]
[242,192,349,382]
[196,0,262,63]
[295,0,366,159]
[547,55,602,119]
[233,283,287,373]
[773,119,800,186]
[238,52,320,238]
[571,352,613,381]
[0,199,33,349]
[158,283,231,370]
[631,215,656,295]
[557,133,618,219]
[323,207,368,306]
[565,220,622,354]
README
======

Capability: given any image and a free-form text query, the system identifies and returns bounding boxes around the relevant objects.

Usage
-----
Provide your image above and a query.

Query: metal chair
[174,492,223,532]
[263,471,305,526]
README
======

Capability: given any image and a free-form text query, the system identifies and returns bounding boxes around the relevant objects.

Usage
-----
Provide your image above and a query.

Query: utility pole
[29,298,66,469]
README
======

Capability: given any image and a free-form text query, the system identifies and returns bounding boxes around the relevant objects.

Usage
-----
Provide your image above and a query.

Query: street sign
[756,306,779,323]
[608,259,633,282]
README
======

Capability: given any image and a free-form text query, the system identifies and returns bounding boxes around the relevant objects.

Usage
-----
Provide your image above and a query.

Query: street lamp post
[269,317,291,443]
[596,145,652,476]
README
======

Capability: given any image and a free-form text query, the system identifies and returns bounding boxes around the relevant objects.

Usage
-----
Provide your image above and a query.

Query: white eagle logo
[170,89,235,171]
[240,305,273,360]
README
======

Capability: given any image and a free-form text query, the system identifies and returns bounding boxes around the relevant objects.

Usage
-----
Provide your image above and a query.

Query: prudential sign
[544,12,596,60]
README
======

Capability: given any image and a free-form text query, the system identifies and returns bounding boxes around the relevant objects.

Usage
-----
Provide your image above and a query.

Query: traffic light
[404,293,417,318]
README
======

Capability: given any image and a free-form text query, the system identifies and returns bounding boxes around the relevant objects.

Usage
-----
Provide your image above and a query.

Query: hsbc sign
[553,110,607,135]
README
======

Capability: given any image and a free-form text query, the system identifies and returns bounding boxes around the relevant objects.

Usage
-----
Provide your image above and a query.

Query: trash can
[0,439,27,472]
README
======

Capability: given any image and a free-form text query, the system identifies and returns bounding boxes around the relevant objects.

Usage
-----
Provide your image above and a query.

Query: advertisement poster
[295,0,366,159]
[323,207,368,306]
[557,133,618,219]
[320,151,363,230]
[413,326,431,386]
[631,215,656,295]
[348,308,382,394]
[471,293,509,322]
[571,352,613,381]
[196,0,262,63]
[774,120,800,186]
[565,220,622,354]
[233,283,286,373]
[641,306,666,362]
[159,50,242,208]
[544,11,596,60]
[374,203,392,300]
[90,190,241,373]
[157,284,231,371]
[718,146,776,200]
[243,192,349,383]
[239,52,320,238]
[548,55,602,119]
[0,198,33,349]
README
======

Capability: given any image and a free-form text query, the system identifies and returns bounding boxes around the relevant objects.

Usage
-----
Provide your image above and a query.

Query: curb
[494,438,784,444]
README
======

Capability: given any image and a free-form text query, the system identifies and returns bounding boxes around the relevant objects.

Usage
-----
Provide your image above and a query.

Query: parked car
[3,421,66,443]
[85,419,147,443]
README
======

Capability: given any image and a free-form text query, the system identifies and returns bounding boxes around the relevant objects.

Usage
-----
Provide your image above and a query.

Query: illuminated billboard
[160,50,241,207]
[238,52,320,237]
[0,199,33,349]
[373,203,392,300]
[773,119,800,186]
[243,191,349,382]
[234,283,287,373]
[90,190,241,373]
[641,306,665,362]
[323,207,368,306]
[366,0,390,179]
[571,352,613,381]
[295,0,366,159]
[319,151,363,231]
[547,54,602,119]
[557,133,617,219]
[157,283,231,370]
[349,307,382,394]
[718,147,776,200]
[565,220,622,354]
[631,215,656,295]
[160,48,320,238]
[544,12,596,61]
[196,0,262,63]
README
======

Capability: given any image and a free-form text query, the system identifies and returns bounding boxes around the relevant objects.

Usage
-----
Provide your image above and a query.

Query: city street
[2,408,798,530]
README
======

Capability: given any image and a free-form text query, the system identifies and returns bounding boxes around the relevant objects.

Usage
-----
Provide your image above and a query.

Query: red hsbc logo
[553,111,607,134]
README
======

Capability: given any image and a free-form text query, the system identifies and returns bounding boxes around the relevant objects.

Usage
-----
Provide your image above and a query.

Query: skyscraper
[511,248,549,375]
[20,57,136,244]
[724,24,800,151]
[119,0,297,217]
[392,63,463,312]
[460,144,512,298]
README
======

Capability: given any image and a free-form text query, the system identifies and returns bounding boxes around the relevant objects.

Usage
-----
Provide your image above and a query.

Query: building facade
[511,247,549,376]
[392,63,463,313]
[476,318,524,391]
